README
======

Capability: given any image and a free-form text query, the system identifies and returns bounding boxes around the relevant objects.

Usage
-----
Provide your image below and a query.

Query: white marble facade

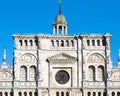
[0,8,120,96]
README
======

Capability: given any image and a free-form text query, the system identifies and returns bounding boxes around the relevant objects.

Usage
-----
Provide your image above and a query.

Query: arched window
[19,40,22,46]
[88,66,95,81]
[51,40,54,47]
[4,92,8,96]
[93,92,96,96]
[103,92,106,96]
[102,40,106,46]
[88,92,91,96]
[34,92,37,96]
[92,40,95,46]
[61,92,64,96]
[117,92,120,96]
[24,40,28,46]
[56,92,59,96]
[66,40,69,47]
[58,26,62,34]
[66,92,69,96]
[0,92,2,96]
[97,40,100,46]
[30,66,36,81]
[10,92,13,96]
[56,40,59,47]
[30,40,33,46]
[20,66,27,81]
[29,92,32,96]
[24,92,27,96]
[18,92,22,96]
[98,92,101,96]
[112,92,115,96]
[97,66,104,81]
[87,40,90,46]
[71,40,74,47]
[61,40,64,47]
[35,40,38,46]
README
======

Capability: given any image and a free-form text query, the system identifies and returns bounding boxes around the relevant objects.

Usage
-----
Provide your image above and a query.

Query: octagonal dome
[53,12,67,25]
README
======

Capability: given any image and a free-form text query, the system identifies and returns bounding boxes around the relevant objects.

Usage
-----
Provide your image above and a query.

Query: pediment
[47,53,76,63]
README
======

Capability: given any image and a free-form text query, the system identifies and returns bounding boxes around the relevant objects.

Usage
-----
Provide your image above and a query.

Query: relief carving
[87,53,104,63]
[19,54,36,63]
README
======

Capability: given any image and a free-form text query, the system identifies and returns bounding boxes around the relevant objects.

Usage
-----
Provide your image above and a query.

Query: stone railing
[83,81,105,88]
[84,46,105,50]
[15,46,37,50]
[50,47,75,50]
[0,81,12,88]
[107,81,120,88]
[14,81,37,88]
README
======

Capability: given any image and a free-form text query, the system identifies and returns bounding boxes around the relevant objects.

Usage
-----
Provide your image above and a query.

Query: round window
[55,70,70,84]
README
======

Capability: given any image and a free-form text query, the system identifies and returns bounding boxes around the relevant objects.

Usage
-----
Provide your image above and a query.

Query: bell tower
[52,0,68,34]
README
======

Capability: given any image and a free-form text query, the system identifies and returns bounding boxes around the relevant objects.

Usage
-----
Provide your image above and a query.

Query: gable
[47,53,76,63]
[0,71,12,81]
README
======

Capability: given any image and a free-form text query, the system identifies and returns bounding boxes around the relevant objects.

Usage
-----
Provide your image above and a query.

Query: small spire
[3,47,6,62]
[118,49,120,62]
[58,0,62,13]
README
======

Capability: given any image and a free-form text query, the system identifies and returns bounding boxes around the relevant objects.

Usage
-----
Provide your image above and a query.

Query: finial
[58,0,62,13]
[3,46,6,62]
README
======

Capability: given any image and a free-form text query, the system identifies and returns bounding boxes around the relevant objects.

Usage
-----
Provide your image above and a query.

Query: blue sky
[0,0,120,67]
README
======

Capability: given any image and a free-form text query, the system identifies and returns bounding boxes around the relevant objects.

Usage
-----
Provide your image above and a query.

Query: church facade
[0,5,120,96]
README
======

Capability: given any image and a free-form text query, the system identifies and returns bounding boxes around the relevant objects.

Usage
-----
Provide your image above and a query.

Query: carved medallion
[24,55,32,63]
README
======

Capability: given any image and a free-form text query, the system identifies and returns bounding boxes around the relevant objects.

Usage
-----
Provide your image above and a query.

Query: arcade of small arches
[18,92,37,96]
[51,40,74,47]
[56,91,69,96]
[0,92,13,96]
[19,39,38,47]
[86,39,106,46]
[20,65,36,81]
[87,91,120,96]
